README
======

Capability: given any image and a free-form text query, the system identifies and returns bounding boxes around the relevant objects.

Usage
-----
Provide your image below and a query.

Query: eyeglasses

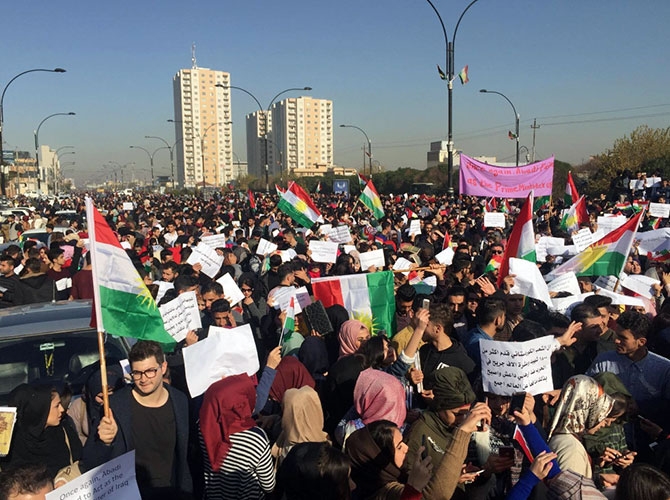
[241,287,253,292]
[491,250,503,255]
[130,366,160,381]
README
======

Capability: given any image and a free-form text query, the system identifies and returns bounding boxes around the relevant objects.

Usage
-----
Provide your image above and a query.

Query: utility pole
[531,118,540,163]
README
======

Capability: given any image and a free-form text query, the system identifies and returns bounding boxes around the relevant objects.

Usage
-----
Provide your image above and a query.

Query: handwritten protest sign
[435,247,455,266]
[597,215,627,234]
[572,228,593,252]
[318,224,332,235]
[122,202,134,212]
[649,202,670,218]
[459,154,554,198]
[343,245,357,255]
[47,451,140,500]
[550,293,592,315]
[597,288,645,307]
[509,258,552,306]
[621,274,660,299]
[186,243,224,278]
[159,291,202,342]
[392,257,413,274]
[327,226,352,244]
[280,248,297,262]
[547,271,582,297]
[594,275,619,291]
[256,238,278,256]
[358,249,385,270]
[480,337,554,396]
[200,233,228,250]
[408,219,422,236]
[483,212,506,228]
[308,240,339,263]
[269,286,307,314]
[183,324,260,397]
[536,236,565,263]
[216,272,245,306]
[636,228,670,256]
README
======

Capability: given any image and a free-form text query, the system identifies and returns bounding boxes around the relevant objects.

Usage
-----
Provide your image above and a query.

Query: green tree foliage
[585,125,670,195]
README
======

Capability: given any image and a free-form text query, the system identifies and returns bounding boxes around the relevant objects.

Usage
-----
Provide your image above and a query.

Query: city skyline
[2,1,669,187]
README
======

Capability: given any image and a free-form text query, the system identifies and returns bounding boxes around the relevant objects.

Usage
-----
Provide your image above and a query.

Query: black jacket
[14,273,55,305]
[82,384,193,495]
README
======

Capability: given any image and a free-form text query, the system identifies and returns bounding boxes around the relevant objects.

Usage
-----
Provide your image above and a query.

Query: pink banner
[459,154,554,198]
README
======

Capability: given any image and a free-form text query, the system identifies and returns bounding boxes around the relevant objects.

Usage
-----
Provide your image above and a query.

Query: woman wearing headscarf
[298,336,330,392]
[4,384,81,478]
[272,386,329,467]
[338,319,371,359]
[548,375,620,479]
[336,368,406,447]
[68,365,126,444]
[199,374,275,499]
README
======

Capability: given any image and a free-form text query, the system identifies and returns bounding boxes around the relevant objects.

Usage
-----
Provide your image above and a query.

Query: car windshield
[0,331,129,405]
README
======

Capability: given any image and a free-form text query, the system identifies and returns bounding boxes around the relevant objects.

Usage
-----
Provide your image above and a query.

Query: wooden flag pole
[97,330,110,418]
[391,264,447,273]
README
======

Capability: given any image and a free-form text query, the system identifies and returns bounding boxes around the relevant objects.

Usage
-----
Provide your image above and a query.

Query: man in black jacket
[84,341,192,499]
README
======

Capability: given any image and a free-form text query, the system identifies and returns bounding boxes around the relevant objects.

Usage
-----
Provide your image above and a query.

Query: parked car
[0,300,131,404]
[20,226,71,246]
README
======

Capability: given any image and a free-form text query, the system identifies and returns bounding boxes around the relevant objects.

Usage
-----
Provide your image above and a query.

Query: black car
[0,300,131,404]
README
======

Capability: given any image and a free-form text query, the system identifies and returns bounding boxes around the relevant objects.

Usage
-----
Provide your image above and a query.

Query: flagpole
[97,331,110,418]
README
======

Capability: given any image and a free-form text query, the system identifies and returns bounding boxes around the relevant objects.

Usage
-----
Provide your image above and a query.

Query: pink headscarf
[338,319,367,359]
[354,368,406,428]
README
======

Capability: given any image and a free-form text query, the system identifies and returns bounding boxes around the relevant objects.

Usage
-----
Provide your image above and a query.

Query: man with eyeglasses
[83,341,192,499]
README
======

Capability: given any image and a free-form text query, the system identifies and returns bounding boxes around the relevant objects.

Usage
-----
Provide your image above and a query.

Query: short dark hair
[570,303,600,324]
[395,283,416,303]
[476,297,506,326]
[162,261,179,273]
[511,320,547,342]
[428,303,454,334]
[617,310,651,339]
[129,340,165,365]
[615,463,670,500]
[47,248,64,262]
[201,280,223,296]
[277,263,295,281]
[269,254,283,268]
[584,295,612,310]
[0,464,53,499]
[25,258,43,274]
[173,274,199,293]
[210,298,231,314]
[0,254,14,266]
[446,285,466,299]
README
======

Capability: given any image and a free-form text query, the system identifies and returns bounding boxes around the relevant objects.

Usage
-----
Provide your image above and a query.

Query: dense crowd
[0,187,669,500]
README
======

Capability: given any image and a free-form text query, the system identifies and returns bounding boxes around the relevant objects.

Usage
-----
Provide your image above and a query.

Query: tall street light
[479,89,520,167]
[129,145,166,188]
[215,84,312,193]
[52,150,75,194]
[0,67,66,196]
[34,112,75,193]
[145,135,180,189]
[339,124,371,177]
[423,0,480,197]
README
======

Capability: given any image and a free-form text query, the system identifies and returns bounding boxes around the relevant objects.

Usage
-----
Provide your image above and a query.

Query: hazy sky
[2,1,669,185]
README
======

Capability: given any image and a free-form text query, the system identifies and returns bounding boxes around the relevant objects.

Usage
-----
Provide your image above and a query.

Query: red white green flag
[275,184,285,196]
[358,173,369,189]
[484,254,503,273]
[564,171,579,206]
[359,178,385,219]
[248,189,256,210]
[86,198,175,349]
[459,65,469,84]
[560,195,589,233]
[312,271,395,336]
[547,209,644,279]
[277,181,323,229]
[497,192,535,287]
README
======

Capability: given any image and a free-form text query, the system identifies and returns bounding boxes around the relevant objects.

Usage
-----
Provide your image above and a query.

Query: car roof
[0,300,96,338]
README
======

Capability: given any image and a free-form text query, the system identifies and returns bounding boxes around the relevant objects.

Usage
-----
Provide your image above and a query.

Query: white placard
[550,294,592,315]
[183,324,260,397]
[635,228,670,255]
[509,258,552,307]
[55,277,72,291]
[186,243,224,278]
[122,202,134,211]
[572,228,593,252]
[216,272,245,306]
[392,257,413,272]
[435,247,455,266]
[484,212,506,228]
[153,280,174,303]
[408,219,422,236]
[480,337,554,396]
[158,290,202,343]
[596,288,645,307]
[597,215,627,234]
[536,236,565,263]
[343,245,357,255]
[318,224,333,235]
[308,240,339,263]
[621,274,660,299]
[120,241,131,250]
[200,233,228,250]
[280,248,297,262]
[358,249,385,270]
[256,238,278,256]
[328,226,352,244]
[547,271,582,297]
[649,203,670,218]
[47,451,140,500]
[269,285,306,314]
[593,275,619,291]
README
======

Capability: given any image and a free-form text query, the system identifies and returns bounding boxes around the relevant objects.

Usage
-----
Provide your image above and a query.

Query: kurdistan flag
[279,297,296,346]
[564,171,579,206]
[560,195,589,233]
[86,198,175,350]
[547,209,644,279]
[497,191,535,287]
[359,178,385,219]
[312,271,395,336]
[277,181,323,229]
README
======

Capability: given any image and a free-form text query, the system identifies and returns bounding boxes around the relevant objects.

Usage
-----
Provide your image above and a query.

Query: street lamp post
[423,0,480,197]
[129,145,166,188]
[0,67,66,196]
[215,84,312,193]
[52,150,75,194]
[339,124,372,177]
[479,89,520,166]
[35,112,75,193]
[145,135,178,189]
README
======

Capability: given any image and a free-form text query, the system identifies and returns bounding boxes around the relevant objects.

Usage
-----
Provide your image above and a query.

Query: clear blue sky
[2,0,669,185]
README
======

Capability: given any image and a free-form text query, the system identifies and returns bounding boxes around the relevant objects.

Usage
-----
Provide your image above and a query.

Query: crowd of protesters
[0,185,669,500]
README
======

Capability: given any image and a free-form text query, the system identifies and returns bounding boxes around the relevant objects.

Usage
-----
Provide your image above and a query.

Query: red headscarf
[199,374,256,472]
[269,356,315,403]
